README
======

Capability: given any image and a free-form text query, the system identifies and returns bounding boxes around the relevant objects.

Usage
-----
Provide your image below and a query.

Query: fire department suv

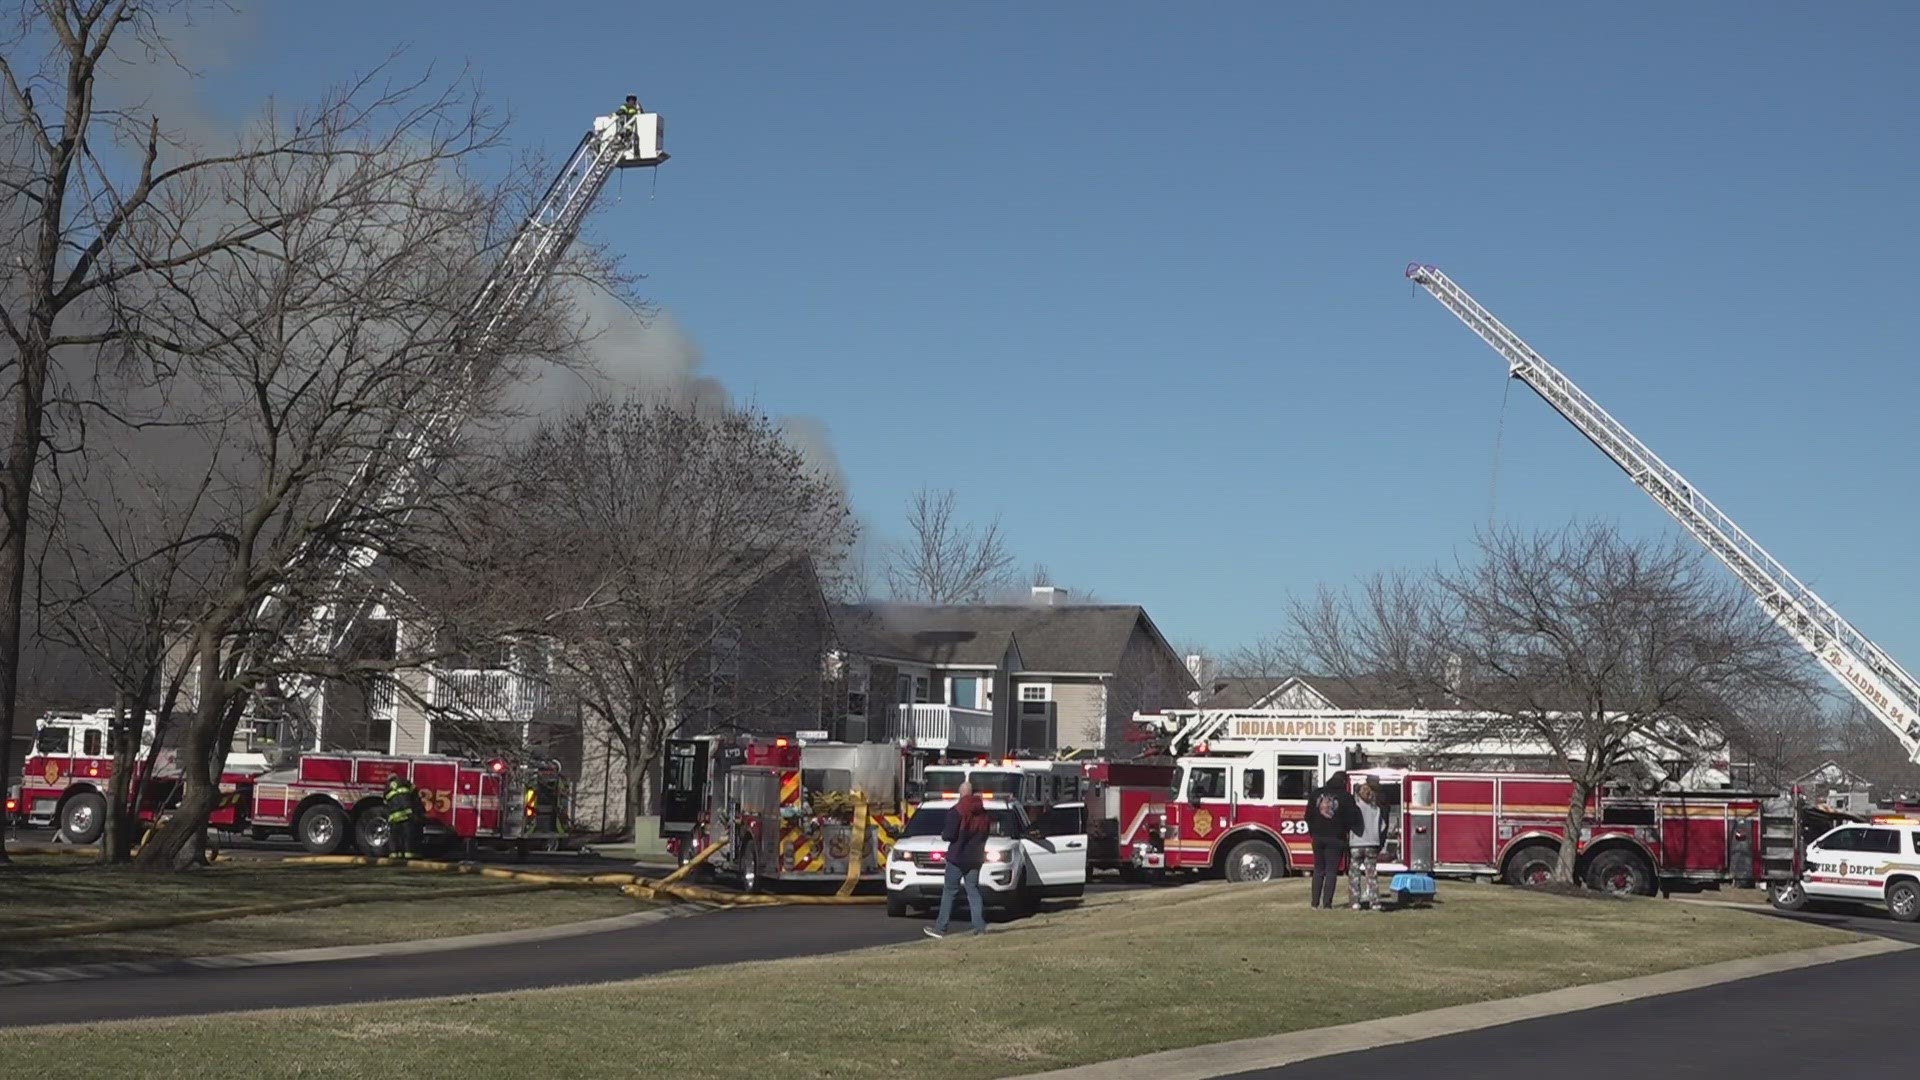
[1771,819,1920,922]
[884,797,1089,917]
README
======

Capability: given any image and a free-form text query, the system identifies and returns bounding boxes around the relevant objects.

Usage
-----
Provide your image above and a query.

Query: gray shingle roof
[1199,676,1289,709]
[832,603,1188,683]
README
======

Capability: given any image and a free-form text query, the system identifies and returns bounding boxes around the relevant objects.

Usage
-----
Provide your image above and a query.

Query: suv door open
[1022,802,1089,897]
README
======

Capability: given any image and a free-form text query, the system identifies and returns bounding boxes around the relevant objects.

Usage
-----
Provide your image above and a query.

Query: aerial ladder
[250,101,669,752]
[1405,263,1920,763]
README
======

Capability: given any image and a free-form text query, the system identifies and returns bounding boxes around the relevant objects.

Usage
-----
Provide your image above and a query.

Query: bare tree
[31,432,209,862]
[1220,633,1296,680]
[0,1,283,862]
[114,71,613,869]
[1292,522,1812,886]
[1719,687,1831,791]
[884,488,1015,604]
[1831,702,1920,795]
[485,400,853,836]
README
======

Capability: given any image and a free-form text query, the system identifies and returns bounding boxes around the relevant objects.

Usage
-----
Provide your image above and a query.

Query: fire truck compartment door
[660,738,710,836]
[1406,779,1436,873]
[1022,803,1088,889]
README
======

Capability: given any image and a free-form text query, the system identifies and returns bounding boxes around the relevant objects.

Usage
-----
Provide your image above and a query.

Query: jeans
[1348,845,1380,907]
[1310,839,1346,908]
[935,862,986,934]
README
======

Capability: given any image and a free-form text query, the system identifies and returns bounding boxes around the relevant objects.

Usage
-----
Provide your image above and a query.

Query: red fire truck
[249,751,568,858]
[5,709,567,858]
[1347,766,1793,895]
[8,710,264,843]
[1081,760,1176,877]
[662,735,906,891]
[1131,739,1814,896]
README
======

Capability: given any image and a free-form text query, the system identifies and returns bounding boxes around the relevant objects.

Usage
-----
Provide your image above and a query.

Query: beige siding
[1052,680,1106,750]
[569,710,629,836]
[390,669,432,756]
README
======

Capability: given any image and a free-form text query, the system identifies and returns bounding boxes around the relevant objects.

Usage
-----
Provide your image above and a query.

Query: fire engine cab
[1135,741,1351,882]
[8,710,265,843]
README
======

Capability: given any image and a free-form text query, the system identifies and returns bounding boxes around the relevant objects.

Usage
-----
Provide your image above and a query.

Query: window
[34,727,69,754]
[82,729,103,756]
[914,676,930,704]
[846,670,868,718]
[1276,769,1314,800]
[1188,767,1228,801]
[1859,829,1901,854]
[903,805,1025,839]
[898,674,913,704]
[1020,684,1050,702]
[1241,767,1266,800]
[1601,804,1658,826]
[950,676,980,710]
[1820,828,1866,852]
[1034,803,1085,837]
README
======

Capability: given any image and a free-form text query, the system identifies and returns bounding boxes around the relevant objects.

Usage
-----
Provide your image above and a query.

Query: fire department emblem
[42,760,59,786]
[1192,809,1214,837]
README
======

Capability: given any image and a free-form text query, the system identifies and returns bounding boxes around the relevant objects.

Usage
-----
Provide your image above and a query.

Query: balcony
[899,704,994,753]
[431,669,547,721]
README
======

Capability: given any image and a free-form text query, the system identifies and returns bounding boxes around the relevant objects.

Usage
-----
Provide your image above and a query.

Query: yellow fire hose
[284,830,886,907]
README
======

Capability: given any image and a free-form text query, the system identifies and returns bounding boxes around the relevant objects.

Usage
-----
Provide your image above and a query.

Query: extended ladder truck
[30,102,670,857]
[1405,263,1888,897]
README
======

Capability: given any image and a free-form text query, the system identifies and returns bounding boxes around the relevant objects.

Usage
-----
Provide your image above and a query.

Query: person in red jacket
[926,781,991,939]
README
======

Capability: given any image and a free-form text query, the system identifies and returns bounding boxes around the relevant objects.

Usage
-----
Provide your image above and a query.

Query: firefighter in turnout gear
[385,774,423,860]
[616,94,641,119]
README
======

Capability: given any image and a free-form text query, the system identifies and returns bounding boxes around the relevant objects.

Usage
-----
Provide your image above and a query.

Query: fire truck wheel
[1503,844,1559,889]
[60,791,107,845]
[296,803,350,855]
[1223,838,1284,884]
[1886,880,1920,923]
[886,892,908,918]
[1582,848,1656,897]
[352,807,391,857]
[1768,881,1808,911]
[739,845,761,893]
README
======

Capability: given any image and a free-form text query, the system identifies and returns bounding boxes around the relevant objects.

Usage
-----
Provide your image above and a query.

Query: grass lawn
[0,880,1854,1079]
[0,861,639,967]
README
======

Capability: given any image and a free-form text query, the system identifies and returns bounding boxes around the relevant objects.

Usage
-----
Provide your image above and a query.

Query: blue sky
[180,3,1917,664]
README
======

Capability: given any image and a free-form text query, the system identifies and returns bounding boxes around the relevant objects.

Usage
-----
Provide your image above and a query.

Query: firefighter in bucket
[385,773,423,860]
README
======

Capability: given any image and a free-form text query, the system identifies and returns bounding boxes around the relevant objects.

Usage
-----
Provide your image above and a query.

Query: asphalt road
[1230,904,1920,1079]
[0,904,927,1028]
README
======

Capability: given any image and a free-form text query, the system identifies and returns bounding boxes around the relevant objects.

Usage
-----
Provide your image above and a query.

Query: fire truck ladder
[1405,263,1920,762]
[256,106,668,750]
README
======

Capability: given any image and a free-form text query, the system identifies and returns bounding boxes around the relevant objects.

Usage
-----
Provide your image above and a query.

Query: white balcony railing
[431,669,547,720]
[899,704,994,753]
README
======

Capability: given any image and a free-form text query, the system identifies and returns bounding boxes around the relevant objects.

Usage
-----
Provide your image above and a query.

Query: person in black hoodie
[926,780,991,939]
[1305,770,1358,909]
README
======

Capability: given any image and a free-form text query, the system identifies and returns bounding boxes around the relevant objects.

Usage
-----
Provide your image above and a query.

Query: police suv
[884,798,1088,918]
[1772,819,1920,923]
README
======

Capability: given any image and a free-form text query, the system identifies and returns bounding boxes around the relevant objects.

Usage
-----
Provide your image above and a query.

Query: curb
[0,903,712,987]
[1015,937,1912,1080]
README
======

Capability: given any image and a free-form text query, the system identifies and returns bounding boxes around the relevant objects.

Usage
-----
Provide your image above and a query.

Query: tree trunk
[1556,779,1593,885]
[0,379,39,868]
[134,636,226,870]
[623,743,649,841]
[102,691,142,865]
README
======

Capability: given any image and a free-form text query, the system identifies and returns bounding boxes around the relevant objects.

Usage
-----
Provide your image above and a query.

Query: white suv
[885,799,1089,918]
[1772,822,1920,923]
